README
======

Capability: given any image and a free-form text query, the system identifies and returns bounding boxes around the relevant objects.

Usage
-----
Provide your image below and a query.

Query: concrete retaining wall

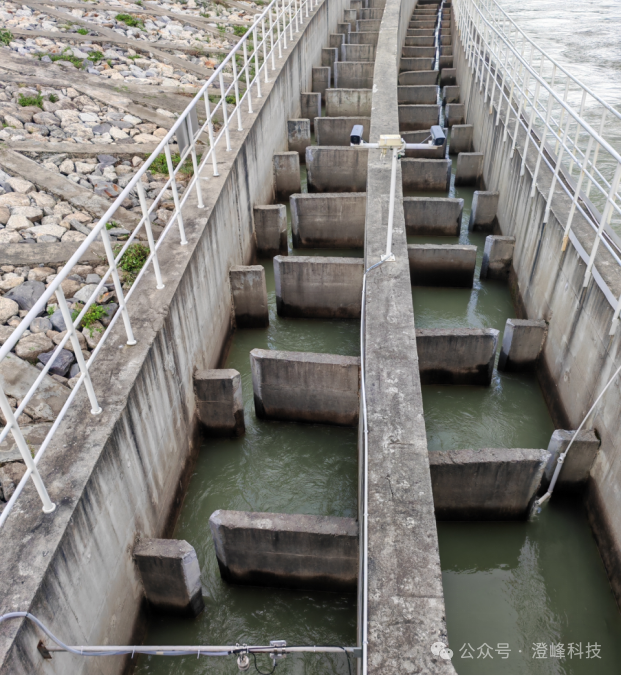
[334,61,375,88]
[398,104,440,131]
[429,448,548,519]
[0,1,353,671]
[250,348,360,425]
[403,197,463,236]
[306,146,368,192]
[325,88,372,116]
[291,193,366,248]
[209,510,358,591]
[402,158,451,191]
[314,116,371,146]
[408,244,477,287]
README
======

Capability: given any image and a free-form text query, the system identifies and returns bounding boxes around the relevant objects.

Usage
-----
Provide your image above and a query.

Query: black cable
[252,651,278,675]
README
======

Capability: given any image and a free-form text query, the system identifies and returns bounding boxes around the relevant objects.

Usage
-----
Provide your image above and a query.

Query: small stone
[15,333,54,363]
[4,281,46,311]
[0,325,15,345]
[132,156,143,167]
[73,283,99,304]
[0,207,9,225]
[0,297,19,324]
[0,276,25,292]
[69,362,80,379]
[85,274,101,284]
[59,159,75,175]
[0,230,21,244]
[83,322,104,349]
[68,375,80,389]
[28,267,55,282]
[5,215,32,232]
[30,317,52,334]
[62,231,88,243]
[100,303,118,327]
[0,193,30,208]
[28,224,66,240]
[0,463,27,502]
[31,192,57,209]
[38,348,74,376]
[7,177,35,194]
[53,329,87,352]
[58,279,82,299]
[49,308,66,332]
[72,265,94,277]
[12,206,44,222]
[74,162,96,175]
[38,235,59,243]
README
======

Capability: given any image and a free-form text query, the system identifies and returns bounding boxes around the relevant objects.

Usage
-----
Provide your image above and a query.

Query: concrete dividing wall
[334,62,375,88]
[291,193,366,248]
[429,448,549,519]
[408,244,477,287]
[209,510,358,591]
[416,328,499,385]
[273,255,364,318]
[362,0,454,672]
[315,116,371,146]
[399,70,439,85]
[403,197,463,236]
[453,18,621,599]
[326,88,372,116]
[402,158,452,191]
[306,146,368,192]
[398,104,440,130]
[250,349,360,425]
[0,1,353,672]
[397,85,439,104]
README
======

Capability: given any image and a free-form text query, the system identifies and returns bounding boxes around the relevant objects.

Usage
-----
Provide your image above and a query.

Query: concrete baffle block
[209,510,358,591]
[341,43,375,62]
[398,104,440,131]
[273,151,300,197]
[329,33,346,49]
[400,57,434,72]
[398,85,439,105]
[480,235,515,280]
[194,369,245,437]
[498,319,547,372]
[133,539,204,616]
[468,190,499,231]
[287,119,311,157]
[315,116,370,146]
[403,197,463,236]
[229,265,269,328]
[439,55,454,69]
[312,66,331,101]
[408,244,476,287]
[250,348,360,425]
[334,62,374,89]
[254,204,287,258]
[544,429,601,489]
[300,92,321,131]
[430,448,549,519]
[336,22,351,41]
[416,328,499,385]
[455,152,484,186]
[450,124,474,154]
[326,88,372,117]
[443,85,460,103]
[445,103,465,127]
[399,70,439,86]
[274,255,364,318]
[321,48,338,83]
[306,146,368,193]
[402,158,451,192]
[402,129,447,159]
[440,67,457,86]
[291,193,366,248]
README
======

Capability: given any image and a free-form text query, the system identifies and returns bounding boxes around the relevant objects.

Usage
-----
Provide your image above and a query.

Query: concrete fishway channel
[0,0,620,674]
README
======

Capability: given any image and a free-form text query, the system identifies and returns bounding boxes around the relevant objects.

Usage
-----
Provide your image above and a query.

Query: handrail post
[186,111,205,209]
[261,17,269,82]
[242,40,253,113]
[164,144,189,245]
[231,52,244,131]
[136,180,165,290]
[203,91,220,176]
[253,25,262,97]
[218,72,232,150]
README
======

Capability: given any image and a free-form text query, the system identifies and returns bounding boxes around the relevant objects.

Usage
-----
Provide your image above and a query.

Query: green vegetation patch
[0,29,13,46]
[18,93,44,109]
[116,243,150,285]
[77,28,89,35]
[149,151,200,177]
[115,13,145,29]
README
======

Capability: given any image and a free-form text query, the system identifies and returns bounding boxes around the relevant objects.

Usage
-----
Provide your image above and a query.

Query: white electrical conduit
[534,365,621,509]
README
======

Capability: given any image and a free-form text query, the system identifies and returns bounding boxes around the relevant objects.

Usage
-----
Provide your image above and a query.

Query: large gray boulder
[4,281,46,312]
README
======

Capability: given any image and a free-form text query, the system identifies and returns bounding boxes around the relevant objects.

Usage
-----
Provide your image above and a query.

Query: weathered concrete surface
[445,102,465,127]
[290,193,366,248]
[326,88,373,116]
[398,104,440,130]
[273,255,364,317]
[429,448,548,519]
[398,85,439,104]
[400,57,434,72]
[468,190,498,231]
[498,319,547,372]
[342,43,376,61]
[453,17,621,599]
[440,67,457,86]
[403,197,463,236]
[329,32,346,49]
[287,118,311,156]
[273,151,301,196]
[0,242,105,267]
[442,85,461,103]
[0,1,354,670]
[480,235,515,280]
[209,510,358,591]
[300,91,322,130]
[250,349,360,425]
[194,369,245,437]
[449,123,474,153]
[349,31,380,46]
[321,47,338,83]
[229,266,269,328]
[314,116,371,146]
[133,539,204,616]
[402,46,436,58]
[408,244,477,287]
[253,204,288,257]
[312,65,331,100]
[455,151,484,186]
[402,158,452,191]
[545,429,601,489]
[398,70,439,85]
[334,61,375,88]
[416,328,499,385]
[306,146,368,192]
[362,0,453,671]
[402,130,447,159]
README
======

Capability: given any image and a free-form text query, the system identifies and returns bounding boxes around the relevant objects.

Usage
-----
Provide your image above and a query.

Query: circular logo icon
[431,642,446,656]
[440,648,453,660]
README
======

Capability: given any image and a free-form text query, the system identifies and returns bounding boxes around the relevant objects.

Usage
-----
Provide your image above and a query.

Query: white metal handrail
[453,0,622,327]
[0,0,319,526]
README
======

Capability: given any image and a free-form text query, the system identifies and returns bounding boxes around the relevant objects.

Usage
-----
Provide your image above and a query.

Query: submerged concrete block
[398,104,440,131]
[326,88,372,117]
[250,348,360,425]
[445,102,465,127]
[400,57,434,72]
[450,124,474,154]
[287,118,311,157]
[480,235,515,280]
[398,85,439,104]
[430,449,549,520]
[300,92,321,131]
[402,158,451,191]
[209,510,358,591]
[468,190,499,231]
[273,151,300,196]
[134,539,204,616]
[229,265,269,328]
[329,33,346,49]
[443,85,460,103]
[416,328,499,385]
[306,146,368,193]
[440,67,457,86]
[194,369,245,437]
[334,62,374,89]
[403,197,463,236]
[312,66,330,101]
[273,255,364,318]
[254,204,287,258]
[341,43,375,62]
[408,244,476,287]
[398,70,439,86]
[314,116,370,146]
[498,319,547,372]
[544,429,601,489]
[402,130,446,159]
[455,152,484,186]
[290,192,365,248]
